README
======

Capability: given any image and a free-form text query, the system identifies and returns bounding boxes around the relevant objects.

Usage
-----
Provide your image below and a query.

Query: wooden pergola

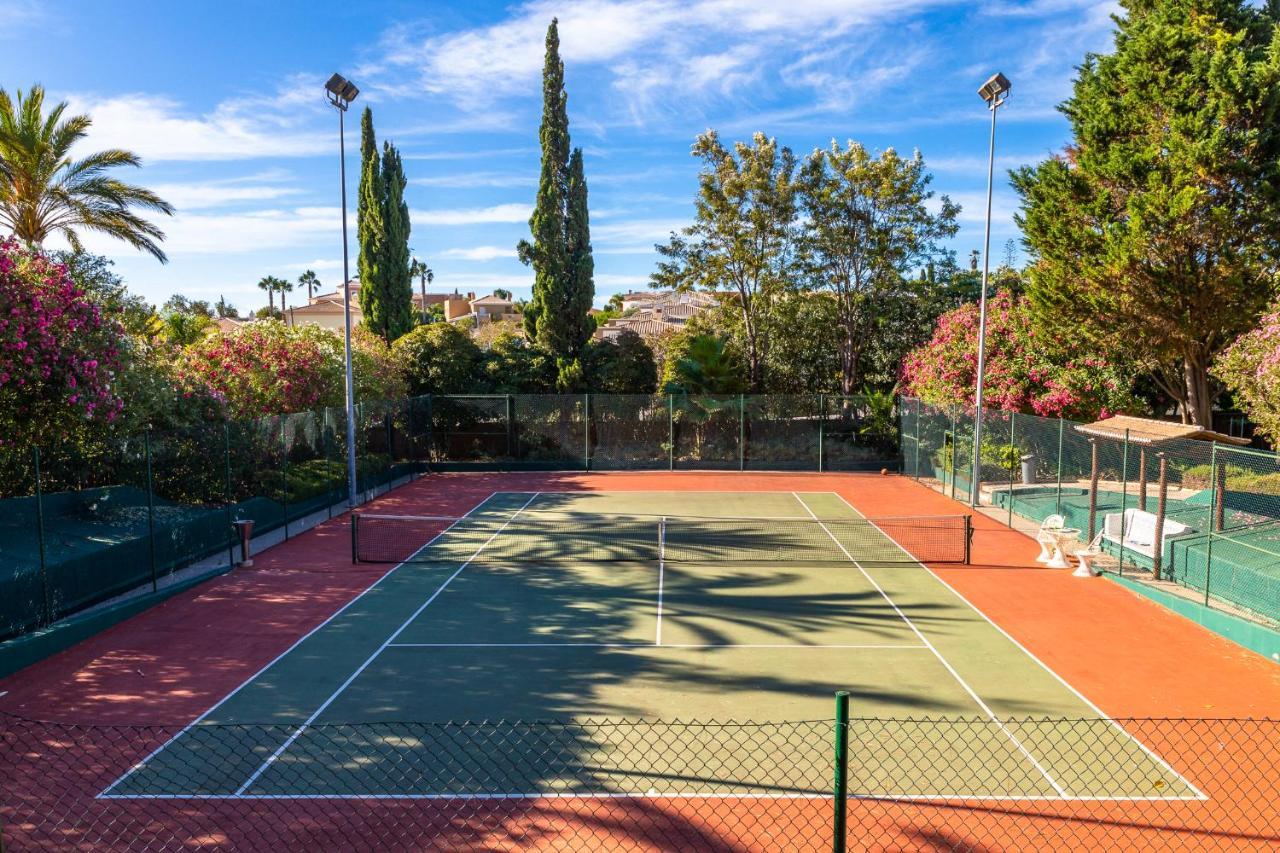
[1072,415,1249,579]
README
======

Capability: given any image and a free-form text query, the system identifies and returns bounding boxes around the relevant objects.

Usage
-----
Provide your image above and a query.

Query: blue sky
[0,0,1120,313]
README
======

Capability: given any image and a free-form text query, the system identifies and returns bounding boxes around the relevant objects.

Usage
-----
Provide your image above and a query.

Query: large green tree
[654,131,798,392]
[1012,0,1280,426]
[797,141,958,394]
[517,19,595,385]
[0,85,173,261]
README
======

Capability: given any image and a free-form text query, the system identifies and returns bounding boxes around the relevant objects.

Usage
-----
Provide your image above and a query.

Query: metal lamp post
[325,72,360,507]
[970,72,1011,508]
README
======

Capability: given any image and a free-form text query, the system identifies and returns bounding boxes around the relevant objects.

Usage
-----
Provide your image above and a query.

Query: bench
[1101,508,1194,560]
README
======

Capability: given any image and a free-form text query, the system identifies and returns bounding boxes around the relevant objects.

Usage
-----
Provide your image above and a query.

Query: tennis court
[100,490,1199,802]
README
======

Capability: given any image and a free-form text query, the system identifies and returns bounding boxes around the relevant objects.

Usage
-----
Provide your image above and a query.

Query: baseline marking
[827,490,1207,801]
[233,492,543,795]
[385,643,929,650]
[97,791,1204,802]
[792,492,1069,798]
[99,490,505,798]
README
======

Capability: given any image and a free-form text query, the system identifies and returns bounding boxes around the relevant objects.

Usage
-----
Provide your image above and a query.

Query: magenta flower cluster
[900,290,1134,421]
[0,239,124,443]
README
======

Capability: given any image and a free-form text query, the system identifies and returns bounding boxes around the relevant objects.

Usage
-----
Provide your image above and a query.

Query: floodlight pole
[327,76,359,507]
[971,74,1009,508]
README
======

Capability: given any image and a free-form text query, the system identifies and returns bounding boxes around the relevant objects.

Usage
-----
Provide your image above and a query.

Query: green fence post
[1205,442,1218,606]
[1118,429,1130,573]
[505,394,515,460]
[426,394,434,471]
[832,690,849,853]
[224,421,235,568]
[668,395,675,471]
[583,393,591,471]
[949,410,959,501]
[280,417,290,540]
[913,398,922,480]
[320,411,334,519]
[1008,413,1016,528]
[739,393,746,472]
[144,431,158,592]
[33,447,51,628]
[818,394,826,473]
[1055,417,1065,515]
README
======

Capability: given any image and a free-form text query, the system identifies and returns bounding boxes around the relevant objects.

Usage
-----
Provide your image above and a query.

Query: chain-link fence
[0,394,901,644]
[1,708,1276,850]
[901,398,1280,627]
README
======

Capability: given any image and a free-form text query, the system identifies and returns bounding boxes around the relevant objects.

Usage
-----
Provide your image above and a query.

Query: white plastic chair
[1073,529,1105,578]
[1035,515,1065,563]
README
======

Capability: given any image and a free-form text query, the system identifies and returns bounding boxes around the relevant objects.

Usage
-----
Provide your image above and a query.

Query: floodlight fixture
[325,73,359,110]
[977,72,1011,107]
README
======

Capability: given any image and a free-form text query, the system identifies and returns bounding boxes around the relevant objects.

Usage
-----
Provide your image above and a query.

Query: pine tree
[377,141,415,342]
[1012,0,1280,425]
[356,107,385,333]
[564,147,595,357]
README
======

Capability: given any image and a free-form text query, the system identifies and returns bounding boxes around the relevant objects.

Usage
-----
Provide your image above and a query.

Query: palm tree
[277,276,294,314]
[410,256,433,322]
[298,269,319,302]
[257,276,277,314]
[0,85,174,261]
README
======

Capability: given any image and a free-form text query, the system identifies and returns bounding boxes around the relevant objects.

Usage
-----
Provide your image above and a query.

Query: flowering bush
[900,290,1136,420]
[0,239,124,448]
[176,321,406,420]
[1214,306,1280,444]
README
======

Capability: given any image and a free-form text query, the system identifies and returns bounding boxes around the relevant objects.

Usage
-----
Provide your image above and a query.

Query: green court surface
[101,491,1200,801]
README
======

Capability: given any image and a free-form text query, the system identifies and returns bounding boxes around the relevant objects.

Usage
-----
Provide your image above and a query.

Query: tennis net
[352,512,972,565]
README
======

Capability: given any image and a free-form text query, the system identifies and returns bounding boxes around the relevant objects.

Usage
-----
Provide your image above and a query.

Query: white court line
[827,490,1208,802]
[385,643,929,650]
[792,492,1069,798]
[231,492,543,796]
[98,490,506,799]
[656,516,666,646]
[97,791,1205,802]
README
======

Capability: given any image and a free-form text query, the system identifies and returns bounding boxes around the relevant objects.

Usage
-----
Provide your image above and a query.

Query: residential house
[597,290,719,342]
[285,276,474,328]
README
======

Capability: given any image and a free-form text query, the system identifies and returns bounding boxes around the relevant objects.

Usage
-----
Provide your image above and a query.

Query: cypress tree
[356,107,385,332]
[518,18,595,377]
[377,141,414,342]
[564,147,595,357]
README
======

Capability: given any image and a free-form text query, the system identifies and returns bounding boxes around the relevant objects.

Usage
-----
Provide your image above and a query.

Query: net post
[351,512,360,564]
[964,515,973,565]
[832,690,849,853]
[144,430,158,593]
[33,447,51,628]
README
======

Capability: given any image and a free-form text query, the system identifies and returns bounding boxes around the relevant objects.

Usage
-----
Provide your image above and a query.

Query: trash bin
[1020,454,1036,486]
[233,519,255,567]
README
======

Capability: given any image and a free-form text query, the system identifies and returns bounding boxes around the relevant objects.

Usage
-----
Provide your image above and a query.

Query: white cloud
[282,258,346,272]
[64,83,329,162]
[438,245,516,261]
[595,273,651,288]
[413,203,532,225]
[149,182,302,210]
[593,217,687,245]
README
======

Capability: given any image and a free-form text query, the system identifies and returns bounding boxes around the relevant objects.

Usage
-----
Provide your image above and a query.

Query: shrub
[1215,305,1280,445]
